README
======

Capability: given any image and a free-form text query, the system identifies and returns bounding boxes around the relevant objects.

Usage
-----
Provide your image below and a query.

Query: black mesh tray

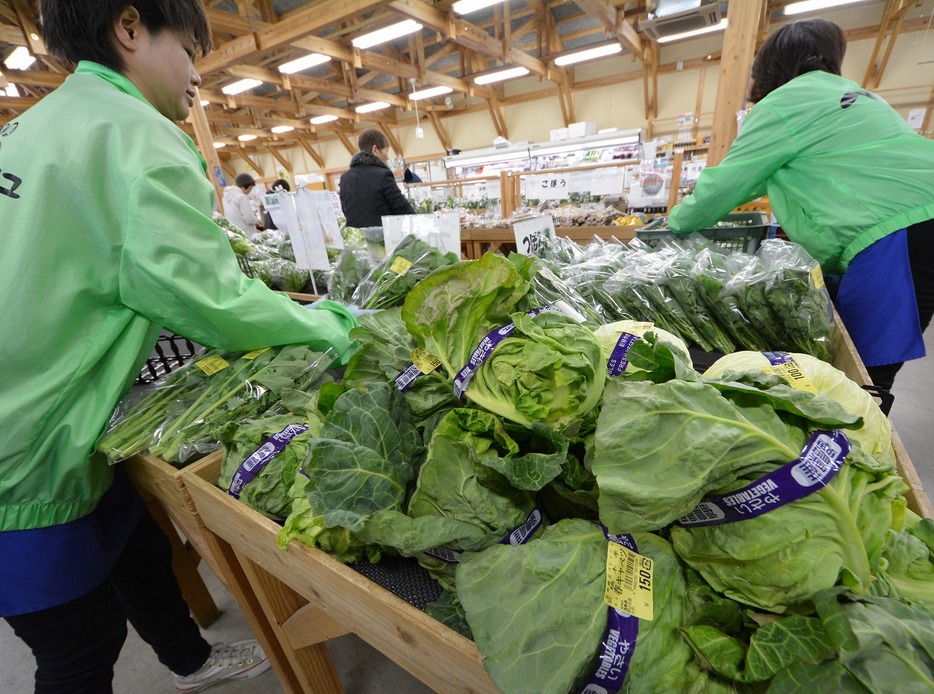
[136,332,198,385]
[349,555,443,611]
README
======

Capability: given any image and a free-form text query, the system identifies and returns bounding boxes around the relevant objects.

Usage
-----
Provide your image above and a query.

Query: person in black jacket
[339,128,415,227]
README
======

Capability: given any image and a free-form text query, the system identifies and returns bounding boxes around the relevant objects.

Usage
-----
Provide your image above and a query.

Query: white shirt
[222,186,256,235]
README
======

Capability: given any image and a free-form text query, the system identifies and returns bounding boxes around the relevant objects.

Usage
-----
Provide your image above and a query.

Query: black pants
[865,219,934,391]
[5,511,211,694]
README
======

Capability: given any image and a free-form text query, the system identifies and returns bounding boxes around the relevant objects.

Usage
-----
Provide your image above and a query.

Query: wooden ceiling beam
[3,70,65,88]
[296,137,327,169]
[427,111,452,152]
[862,0,910,90]
[572,0,642,58]
[235,148,264,177]
[265,145,293,174]
[334,129,358,156]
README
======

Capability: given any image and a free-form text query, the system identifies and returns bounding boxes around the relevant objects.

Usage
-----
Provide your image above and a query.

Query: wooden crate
[183,454,501,694]
[124,451,340,694]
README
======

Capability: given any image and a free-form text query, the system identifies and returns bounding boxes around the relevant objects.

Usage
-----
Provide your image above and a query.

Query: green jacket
[669,71,934,274]
[0,62,356,532]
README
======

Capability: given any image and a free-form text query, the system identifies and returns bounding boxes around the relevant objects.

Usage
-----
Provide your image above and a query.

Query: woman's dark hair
[270,178,291,192]
[358,128,390,154]
[749,18,846,103]
[39,0,212,71]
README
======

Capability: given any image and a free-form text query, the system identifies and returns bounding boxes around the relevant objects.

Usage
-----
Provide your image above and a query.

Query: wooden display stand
[183,452,500,694]
[171,315,932,694]
[123,452,340,694]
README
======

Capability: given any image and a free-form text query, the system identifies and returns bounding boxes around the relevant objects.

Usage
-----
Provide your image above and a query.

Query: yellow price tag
[242,348,271,360]
[604,542,654,621]
[195,354,229,376]
[810,265,825,290]
[390,256,413,276]
[765,359,817,393]
[411,348,441,374]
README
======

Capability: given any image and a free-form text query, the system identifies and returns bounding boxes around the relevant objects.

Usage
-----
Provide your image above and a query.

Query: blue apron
[0,468,145,617]
[834,229,925,368]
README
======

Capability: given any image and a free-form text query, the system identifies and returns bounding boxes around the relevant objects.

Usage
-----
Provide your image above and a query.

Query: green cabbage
[704,350,895,465]
[402,252,605,431]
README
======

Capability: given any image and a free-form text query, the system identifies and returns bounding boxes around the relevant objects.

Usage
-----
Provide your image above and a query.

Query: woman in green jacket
[669,18,934,392]
[0,2,357,692]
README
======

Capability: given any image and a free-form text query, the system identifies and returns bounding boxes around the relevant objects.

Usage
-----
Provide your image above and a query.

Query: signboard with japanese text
[513,215,556,257]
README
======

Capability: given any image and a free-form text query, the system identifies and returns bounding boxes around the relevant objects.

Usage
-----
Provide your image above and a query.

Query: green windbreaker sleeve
[119,163,357,360]
[668,102,798,232]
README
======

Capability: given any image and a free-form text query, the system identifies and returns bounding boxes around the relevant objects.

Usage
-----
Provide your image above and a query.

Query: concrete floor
[2,327,932,694]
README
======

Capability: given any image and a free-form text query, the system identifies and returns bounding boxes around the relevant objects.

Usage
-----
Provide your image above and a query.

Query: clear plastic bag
[98,345,337,466]
[351,234,460,310]
[757,239,834,361]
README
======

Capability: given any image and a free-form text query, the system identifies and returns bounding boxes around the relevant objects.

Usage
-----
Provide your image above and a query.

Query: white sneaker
[174,639,271,693]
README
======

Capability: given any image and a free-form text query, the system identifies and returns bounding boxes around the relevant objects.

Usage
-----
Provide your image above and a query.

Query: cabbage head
[456,519,725,694]
[592,320,691,375]
[402,252,605,431]
[670,446,908,612]
[704,350,894,465]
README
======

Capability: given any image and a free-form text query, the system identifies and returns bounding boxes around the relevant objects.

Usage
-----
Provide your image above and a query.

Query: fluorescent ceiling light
[657,18,728,44]
[278,53,331,74]
[355,101,390,113]
[3,83,20,97]
[222,78,262,95]
[409,86,453,101]
[213,142,226,148]
[310,114,339,124]
[200,99,210,107]
[271,125,295,134]
[237,134,258,142]
[4,46,36,71]
[784,0,864,15]
[445,148,532,169]
[553,43,622,66]
[473,66,530,85]
[351,20,422,49]
[533,135,640,157]
[451,0,506,15]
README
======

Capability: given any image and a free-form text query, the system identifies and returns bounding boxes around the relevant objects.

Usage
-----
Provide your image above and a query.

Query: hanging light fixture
[553,42,622,67]
[351,20,423,49]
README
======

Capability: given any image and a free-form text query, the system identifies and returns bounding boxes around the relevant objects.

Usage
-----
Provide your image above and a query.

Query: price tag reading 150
[513,215,556,257]
[604,542,654,621]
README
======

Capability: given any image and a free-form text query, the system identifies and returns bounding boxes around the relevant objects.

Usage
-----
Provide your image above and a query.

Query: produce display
[550,234,834,361]
[105,231,934,694]
[217,215,316,293]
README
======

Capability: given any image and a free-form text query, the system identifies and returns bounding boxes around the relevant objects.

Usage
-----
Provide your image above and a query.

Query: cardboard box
[567,121,597,138]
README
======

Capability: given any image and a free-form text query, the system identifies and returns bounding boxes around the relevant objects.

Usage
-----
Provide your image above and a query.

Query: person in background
[270,178,290,193]
[222,172,261,235]
[403,166,422,184]
[668,18,934,392]
[0,2,358,692]
[339,128,415,228]
[260,178,290,230]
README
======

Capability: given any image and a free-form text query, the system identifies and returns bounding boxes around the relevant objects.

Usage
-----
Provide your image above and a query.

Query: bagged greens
[99,345,331,465]
[351,234,460,310]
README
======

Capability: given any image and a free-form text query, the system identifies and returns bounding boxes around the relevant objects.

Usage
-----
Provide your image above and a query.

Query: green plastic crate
[636,212,770,254]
